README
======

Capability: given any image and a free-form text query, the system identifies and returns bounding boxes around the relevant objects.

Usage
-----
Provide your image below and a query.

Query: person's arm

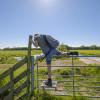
[32,40,39,47]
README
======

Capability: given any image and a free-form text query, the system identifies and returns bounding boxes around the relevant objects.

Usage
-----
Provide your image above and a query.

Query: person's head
[34,33,39,41]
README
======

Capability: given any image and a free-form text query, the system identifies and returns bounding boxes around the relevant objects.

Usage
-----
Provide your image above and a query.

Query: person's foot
[45,78,52,87]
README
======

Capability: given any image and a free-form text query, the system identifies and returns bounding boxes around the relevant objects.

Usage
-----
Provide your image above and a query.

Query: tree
[58,43,69,52]
[90,45,97,50]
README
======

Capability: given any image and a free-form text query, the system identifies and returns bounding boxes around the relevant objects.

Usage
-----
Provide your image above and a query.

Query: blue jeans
[46,48,61,64]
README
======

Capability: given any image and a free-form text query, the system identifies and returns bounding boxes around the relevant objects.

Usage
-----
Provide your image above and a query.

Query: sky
[0,0,100,48]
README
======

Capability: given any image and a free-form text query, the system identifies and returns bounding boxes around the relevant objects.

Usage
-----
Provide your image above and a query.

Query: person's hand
[32,40,38,47]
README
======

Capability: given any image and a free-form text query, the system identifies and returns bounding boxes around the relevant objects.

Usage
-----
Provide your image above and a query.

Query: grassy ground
[0,50,100,99]
[0,49,100,57]
[75,50,100,56]
[0,49,42,57]
[0,64,13,74]
[33,91,90,100]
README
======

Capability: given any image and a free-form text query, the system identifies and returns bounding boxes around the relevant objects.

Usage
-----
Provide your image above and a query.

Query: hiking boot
[45,79,52,87]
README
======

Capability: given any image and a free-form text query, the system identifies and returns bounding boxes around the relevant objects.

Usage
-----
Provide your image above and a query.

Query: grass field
[0,50,100,57]
[0,49,42,57]
[0,49,100,99]
[75,50,100,56]
[0,49,100,74]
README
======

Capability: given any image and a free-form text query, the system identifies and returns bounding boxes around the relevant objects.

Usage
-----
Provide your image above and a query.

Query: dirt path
[79,57,100,64]
[38,60,69,70]
[38,59,86,70]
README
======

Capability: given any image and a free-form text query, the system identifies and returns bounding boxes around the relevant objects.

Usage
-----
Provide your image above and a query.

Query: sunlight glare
[32,0,63,14]
[38,0,57,8]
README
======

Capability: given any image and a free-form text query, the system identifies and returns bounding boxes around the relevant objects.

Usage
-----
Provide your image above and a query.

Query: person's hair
[34,34,39,41]
[34,34,39,37]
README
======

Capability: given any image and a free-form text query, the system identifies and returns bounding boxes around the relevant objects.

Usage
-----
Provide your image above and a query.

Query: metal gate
[34,55,100,99]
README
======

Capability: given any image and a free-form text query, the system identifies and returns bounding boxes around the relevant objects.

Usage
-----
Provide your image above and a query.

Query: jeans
[46,48,61,64]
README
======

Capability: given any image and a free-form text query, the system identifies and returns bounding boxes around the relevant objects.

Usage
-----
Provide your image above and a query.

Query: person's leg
[46,49,61,80]
[46,63,52,86]
[34,53,45,60]
[45,50,54,86]
[47,64,52,79]
[45,49,67,86]
[45,64,52,86]
[55,49,68,56]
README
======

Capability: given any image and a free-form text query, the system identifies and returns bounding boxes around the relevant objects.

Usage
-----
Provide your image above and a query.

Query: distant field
[74,50,100,56]
[0,50,100,57]
[0,49,42,57]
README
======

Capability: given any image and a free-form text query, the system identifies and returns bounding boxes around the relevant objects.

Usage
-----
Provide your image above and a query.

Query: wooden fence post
[27,35,32,98]
[71,55,75,97]
[10,68,14,100]
[30,56,34,96]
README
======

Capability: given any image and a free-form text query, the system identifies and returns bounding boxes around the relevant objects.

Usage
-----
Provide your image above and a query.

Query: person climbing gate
[32,33,65,87]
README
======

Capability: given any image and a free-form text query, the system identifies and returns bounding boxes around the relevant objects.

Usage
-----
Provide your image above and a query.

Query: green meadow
[0,49,100,57]
[0,49,100,100]
[75,50,100,56]
[0,49,42,57]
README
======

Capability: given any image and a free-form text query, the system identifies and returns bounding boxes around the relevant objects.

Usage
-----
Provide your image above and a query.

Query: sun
[33,0,61,13]
[38,0,56,8]
[39,0,54,4]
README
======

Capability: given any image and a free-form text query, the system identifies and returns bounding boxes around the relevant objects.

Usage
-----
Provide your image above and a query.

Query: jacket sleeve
[32,40,39,47]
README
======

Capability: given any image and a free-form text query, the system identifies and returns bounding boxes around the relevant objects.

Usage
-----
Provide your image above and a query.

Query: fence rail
[0,57,29,100]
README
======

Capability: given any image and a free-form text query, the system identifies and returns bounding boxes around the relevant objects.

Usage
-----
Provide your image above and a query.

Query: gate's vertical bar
[72,55,75,97]
[10,68,14,100]
[27,35,32,98]
[37,61,39,95]
[31,56,34,96]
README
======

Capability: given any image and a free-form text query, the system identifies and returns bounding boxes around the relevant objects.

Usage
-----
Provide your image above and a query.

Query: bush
[0,56,17,64]
[53,68,71,78]
[80,66,100,76]
[38,68,48,75]
[0,57,7,64]
[75,68,81,75]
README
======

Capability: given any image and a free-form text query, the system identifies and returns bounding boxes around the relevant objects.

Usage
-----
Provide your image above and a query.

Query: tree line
[0,47,40,50]
[58,44,100,52]
[0,44,100,51]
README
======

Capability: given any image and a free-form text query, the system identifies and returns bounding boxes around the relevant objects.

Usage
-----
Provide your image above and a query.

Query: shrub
[53,68,71,78]
[38,68,48,75]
